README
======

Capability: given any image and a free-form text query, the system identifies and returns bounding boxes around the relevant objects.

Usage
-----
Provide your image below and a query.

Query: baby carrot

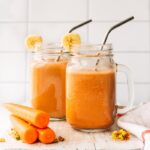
[3,103,50,128]
[37,127,56,144]
[10,115,38,144]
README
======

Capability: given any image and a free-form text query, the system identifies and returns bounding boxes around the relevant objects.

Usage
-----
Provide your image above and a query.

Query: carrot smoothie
[66,70,116,129]
[31,59,67,119]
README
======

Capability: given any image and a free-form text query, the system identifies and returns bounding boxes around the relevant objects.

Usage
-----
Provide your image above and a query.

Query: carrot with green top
[37,127,56,144]
[10,115,38,144]
[3,103,50,128]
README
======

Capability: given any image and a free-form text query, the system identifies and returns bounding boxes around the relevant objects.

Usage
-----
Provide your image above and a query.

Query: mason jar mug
[31,44,68,120]
[66,44,134,131]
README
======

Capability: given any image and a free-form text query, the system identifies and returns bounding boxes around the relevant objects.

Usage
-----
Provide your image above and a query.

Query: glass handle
[116,64,135,114]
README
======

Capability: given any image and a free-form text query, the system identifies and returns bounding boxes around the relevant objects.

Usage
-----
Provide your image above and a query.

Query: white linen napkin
[117,102,150,150]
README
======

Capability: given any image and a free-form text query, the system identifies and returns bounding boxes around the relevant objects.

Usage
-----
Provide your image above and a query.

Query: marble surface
[0,108,143,150]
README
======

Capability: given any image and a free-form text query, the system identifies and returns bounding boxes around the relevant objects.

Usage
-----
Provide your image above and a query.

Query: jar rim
[33,43,113,57]
[33,43,65,54]
[71,43,113,57]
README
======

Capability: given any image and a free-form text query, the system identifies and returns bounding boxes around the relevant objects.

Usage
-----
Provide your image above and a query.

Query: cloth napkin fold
[117,102,150,150]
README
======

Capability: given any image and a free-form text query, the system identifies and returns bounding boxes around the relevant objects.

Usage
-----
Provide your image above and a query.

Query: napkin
[117,102,150,150]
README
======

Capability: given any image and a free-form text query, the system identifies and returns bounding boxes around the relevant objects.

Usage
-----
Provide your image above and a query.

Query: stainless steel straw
[56,19,92,61]
[95,16,134,68]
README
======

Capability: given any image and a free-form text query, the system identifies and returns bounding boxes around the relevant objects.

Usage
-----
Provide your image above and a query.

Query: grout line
[86,0,89,20]
[113,51,150,53]
[149,0,150,21]
[149,0,150,66]
[0,51,26,53]
[0,21,27,23]
[24,0,30,101]
[0,21,88,23]
[90,20,150,23]
[0,81,27,84]
[86,0,89,42]
[117,82,150,85]
[0,20,149,24]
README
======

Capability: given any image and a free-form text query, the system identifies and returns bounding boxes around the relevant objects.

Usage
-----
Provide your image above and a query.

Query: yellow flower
[25,35,43,49]
[112,129,130,141]
[112,130,120,140]
[62,33,81,51]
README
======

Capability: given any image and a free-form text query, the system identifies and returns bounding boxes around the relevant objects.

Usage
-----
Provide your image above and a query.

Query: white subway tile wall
[0,0,149,105]
[0,0,27,22]
[89,0,150,21]
[89,22,150,51]
[0,23,27,51]
[28,23,88,43]
[29,0,87,21]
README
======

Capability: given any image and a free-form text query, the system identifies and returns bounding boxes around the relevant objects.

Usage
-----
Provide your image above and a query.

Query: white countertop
[0,108,143,150]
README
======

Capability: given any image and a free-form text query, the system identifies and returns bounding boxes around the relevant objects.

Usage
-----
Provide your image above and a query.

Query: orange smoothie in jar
[31,59,67,119]
[66,70,116,129]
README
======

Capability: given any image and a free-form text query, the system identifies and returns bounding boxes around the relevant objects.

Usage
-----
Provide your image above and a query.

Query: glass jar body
[66,47,116,131]
[31,48,67,120]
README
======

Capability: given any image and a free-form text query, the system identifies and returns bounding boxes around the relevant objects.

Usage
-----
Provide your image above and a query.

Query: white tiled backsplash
[0,0,150,105]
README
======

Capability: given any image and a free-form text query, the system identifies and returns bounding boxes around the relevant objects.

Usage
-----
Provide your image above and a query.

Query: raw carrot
[37,127,56,144]
[10,115,38,144]
[3,103,50,128]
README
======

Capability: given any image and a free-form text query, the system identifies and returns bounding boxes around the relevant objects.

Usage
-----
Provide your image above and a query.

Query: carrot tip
[38,128,55,144]
[24,128,38,144]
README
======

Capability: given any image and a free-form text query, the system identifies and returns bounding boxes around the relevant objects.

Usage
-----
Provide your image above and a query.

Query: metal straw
[95,16,134,67]
[69,19,92,33]
[56,19,92,61]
